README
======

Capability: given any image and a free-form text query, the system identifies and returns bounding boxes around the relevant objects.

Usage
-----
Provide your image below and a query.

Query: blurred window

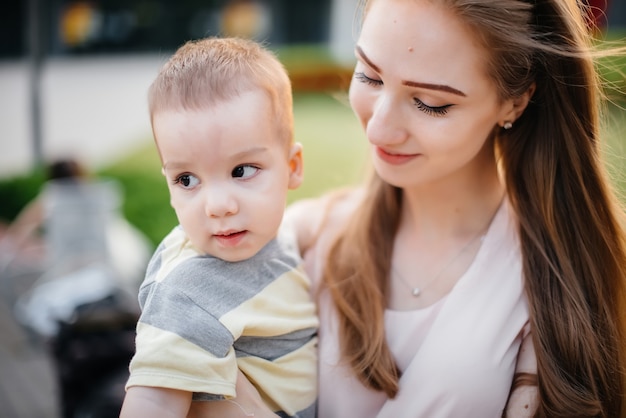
[3,0,332,58]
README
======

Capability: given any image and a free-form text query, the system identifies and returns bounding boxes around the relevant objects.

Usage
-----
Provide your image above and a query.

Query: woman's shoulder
[284,187,364,254]
[288,187,363,221]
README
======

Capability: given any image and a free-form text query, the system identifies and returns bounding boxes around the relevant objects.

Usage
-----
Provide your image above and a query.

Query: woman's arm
[4,196,45,250]
[283,189,361,256]
[504,330,539,417]
[120,386,192,418]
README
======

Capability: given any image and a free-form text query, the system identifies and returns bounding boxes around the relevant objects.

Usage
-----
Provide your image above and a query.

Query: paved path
[0,297,61,417]
[0,257,61,418]
[0,55,166,177]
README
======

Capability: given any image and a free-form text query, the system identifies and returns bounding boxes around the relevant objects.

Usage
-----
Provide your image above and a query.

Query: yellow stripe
[127,322,237,397]
[220,265,319,338]
[155,228,198,283]
[238,338,318,414]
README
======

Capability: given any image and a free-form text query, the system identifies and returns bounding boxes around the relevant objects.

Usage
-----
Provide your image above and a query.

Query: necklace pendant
[412,287,421,297]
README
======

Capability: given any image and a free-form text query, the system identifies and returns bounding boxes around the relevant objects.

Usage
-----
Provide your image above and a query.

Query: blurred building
[3,1,625,60]
[2,0,332,58]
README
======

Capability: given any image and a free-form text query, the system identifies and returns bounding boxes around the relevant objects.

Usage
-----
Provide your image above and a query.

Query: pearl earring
[503,121,513,130]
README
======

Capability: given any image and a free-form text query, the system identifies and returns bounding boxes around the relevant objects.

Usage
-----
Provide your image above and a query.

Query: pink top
[315,199,529,417]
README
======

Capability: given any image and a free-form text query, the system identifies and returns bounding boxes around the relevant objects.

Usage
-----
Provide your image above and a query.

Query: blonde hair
[325,0,626,416]
[148,37,293,144]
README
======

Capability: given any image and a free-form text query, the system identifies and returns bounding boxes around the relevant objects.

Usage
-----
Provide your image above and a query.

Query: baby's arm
[120,386,192,418]
[3,195,45,250]
[120,373,277,418]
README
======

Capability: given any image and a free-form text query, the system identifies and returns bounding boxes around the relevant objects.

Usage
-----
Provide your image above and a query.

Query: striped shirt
[126,226,318,417]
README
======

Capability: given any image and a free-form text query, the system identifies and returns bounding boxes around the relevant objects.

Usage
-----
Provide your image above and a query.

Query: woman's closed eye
[232,165,260,179]
[173,173,199,189]
[355,71,452,116]
[413,97,452,117]
[354,71,382,86]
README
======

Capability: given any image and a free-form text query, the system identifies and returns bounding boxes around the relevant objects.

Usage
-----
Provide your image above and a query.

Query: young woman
[208,0,626,416]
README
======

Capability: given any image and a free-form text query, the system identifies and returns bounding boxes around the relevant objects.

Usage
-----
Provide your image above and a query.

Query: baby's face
[154,89,302,262]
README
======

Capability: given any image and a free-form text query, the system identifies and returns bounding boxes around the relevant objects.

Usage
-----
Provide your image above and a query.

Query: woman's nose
[366,96,408,146]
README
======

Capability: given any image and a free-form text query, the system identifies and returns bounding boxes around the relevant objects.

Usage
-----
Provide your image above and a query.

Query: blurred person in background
[0,157,153,417]
[2,157,151,303]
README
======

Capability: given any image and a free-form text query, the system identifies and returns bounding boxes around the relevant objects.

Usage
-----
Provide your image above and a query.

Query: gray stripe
[188,398,317,418]
[235,327,317,360]
[139,240,165,308]
[137,236,305,356]
[276,400,317,418]
[140,281,234,357]
[192,393,225,401]
[168,238,300,318]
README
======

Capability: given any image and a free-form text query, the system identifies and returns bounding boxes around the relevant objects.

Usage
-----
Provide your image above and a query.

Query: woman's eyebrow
[402,80,467,97]
[355,45,381,73]
[355,45,467,97]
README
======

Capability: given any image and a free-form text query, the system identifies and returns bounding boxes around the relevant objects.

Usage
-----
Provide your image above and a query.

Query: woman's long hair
[322,0,626,416]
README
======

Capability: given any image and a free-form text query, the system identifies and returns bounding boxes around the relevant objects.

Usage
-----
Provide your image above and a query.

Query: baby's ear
[287,142,304,190]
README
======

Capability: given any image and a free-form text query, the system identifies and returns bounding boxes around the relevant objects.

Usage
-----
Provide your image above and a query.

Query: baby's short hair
[149,37,293,144]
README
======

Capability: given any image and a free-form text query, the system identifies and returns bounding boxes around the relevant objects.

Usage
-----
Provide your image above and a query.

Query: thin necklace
[394,233,485,297]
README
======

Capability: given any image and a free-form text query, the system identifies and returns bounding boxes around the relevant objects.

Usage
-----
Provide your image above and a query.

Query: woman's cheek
[349,85,371,127]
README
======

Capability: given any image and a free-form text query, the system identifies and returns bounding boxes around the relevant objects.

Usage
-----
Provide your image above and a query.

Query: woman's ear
[500,83,536,127]
[287,142,304,190]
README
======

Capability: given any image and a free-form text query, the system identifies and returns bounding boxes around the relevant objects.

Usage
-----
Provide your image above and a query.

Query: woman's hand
[504,330,538,417]
[120,386,192,418]
[187,370,278,418]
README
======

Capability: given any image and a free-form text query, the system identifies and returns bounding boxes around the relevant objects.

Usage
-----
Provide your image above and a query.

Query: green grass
[603,103,626,197]
[595,31,626,103]
[290,93,368,200]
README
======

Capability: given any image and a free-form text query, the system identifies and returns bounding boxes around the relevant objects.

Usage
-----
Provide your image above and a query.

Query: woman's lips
[214,230,247,247]
[375,146,419,165]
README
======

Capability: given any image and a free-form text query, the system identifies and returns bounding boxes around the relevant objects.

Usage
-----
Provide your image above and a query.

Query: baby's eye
[173,174,200,189]
[232,165,259,179]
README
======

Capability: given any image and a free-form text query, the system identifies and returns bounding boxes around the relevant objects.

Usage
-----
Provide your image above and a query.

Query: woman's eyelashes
[354,71,382,86]
[354,71,452,117]
[413,98,452,116]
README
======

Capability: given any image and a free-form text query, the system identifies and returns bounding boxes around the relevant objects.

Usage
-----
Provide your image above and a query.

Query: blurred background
[0,1,625,417]
[0,0,374,245]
